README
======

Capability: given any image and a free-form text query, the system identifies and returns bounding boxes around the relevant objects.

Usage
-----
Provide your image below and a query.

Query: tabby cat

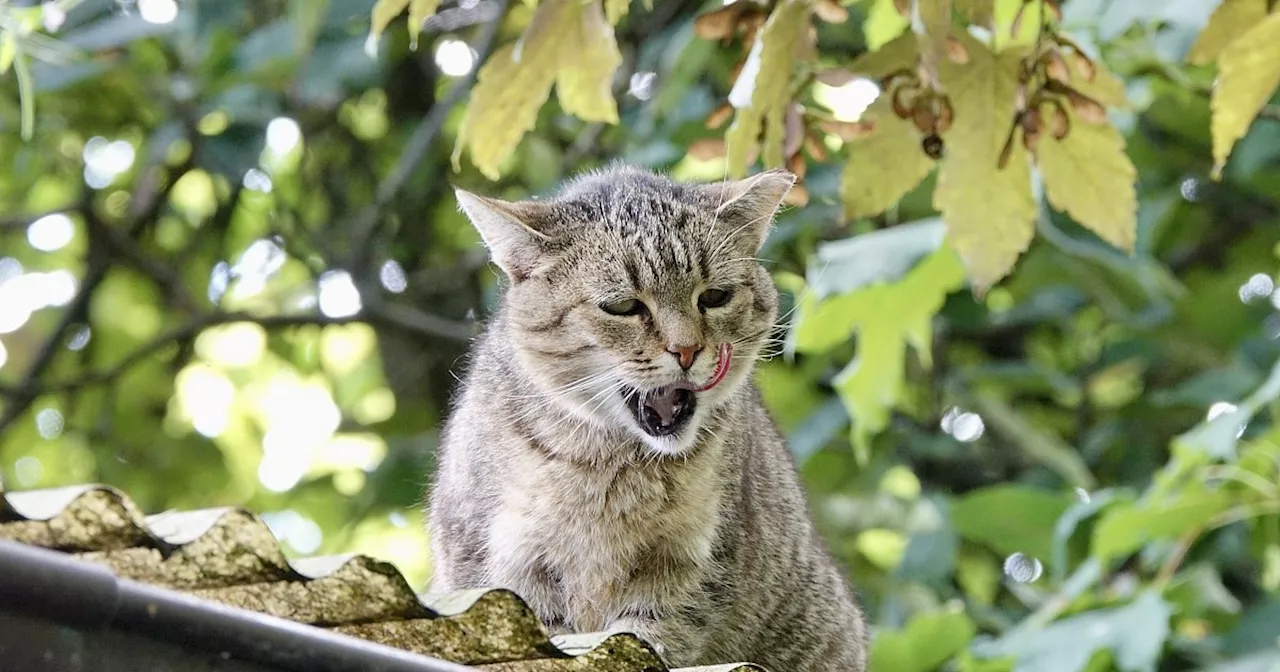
[426,165,868,671]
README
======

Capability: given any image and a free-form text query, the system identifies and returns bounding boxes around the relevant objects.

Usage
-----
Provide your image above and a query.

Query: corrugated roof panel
[0,484,769,672]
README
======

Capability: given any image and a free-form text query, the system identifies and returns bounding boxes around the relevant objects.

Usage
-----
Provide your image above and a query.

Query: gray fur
[426,165,868,671]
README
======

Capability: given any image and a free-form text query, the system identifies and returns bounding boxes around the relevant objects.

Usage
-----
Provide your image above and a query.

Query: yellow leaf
[725,0,811,176]
[605,0,629,25]
[453,0,622,179]
[796,245,966,459]
[934,34,1036,292]
[841,96,937,220]
[368,0,411,49]
[1210,12,1280,178]
[865,0,910,50]
[0,32,15,76]
[408,0,443,50]
[1187,0,1269,66]
[1068,55,1128,109]
[915,0,952,87]
[1034,112,1137,253]
[954,0,994,28]
[991,0,1039,49]
[849,32,918,80]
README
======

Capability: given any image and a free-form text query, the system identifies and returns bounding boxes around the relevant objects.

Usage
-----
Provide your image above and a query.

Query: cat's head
[457,165,793,456]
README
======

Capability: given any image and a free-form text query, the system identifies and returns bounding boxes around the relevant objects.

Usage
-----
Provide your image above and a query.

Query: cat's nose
[666,343,703,370]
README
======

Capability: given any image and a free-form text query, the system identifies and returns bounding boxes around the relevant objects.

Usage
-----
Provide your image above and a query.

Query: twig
[0,307,473,400]
[83,207,200,312]
[1260,105,1280,122]
[347,0,512,274]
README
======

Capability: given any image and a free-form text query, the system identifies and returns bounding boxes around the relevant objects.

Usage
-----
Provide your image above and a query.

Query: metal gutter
[0,539,475,672]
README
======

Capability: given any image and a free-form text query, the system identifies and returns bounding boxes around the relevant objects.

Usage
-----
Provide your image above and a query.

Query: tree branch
[0,306,473,400]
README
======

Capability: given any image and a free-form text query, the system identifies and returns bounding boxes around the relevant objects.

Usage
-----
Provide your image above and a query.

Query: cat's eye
[601,298,647,316]
[698,288,733,310]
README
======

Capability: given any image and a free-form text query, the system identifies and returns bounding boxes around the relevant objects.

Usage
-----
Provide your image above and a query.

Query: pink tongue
[680,343,731,393]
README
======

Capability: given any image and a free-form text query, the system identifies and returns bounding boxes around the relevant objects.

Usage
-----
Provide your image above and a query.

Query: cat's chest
[484,443,722,626]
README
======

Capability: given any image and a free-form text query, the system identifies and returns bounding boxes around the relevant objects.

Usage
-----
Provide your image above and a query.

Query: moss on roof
[0,484,766,672]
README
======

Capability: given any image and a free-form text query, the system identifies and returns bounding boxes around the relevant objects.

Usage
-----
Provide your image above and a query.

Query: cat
[426,165,868,671]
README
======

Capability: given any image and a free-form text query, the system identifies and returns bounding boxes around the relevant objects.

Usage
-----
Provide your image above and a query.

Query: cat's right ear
[454,189,552,282]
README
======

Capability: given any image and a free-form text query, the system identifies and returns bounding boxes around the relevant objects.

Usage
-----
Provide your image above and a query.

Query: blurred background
[2,0,1280,669]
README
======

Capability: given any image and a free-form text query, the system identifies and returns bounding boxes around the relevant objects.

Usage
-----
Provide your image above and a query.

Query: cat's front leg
[604,608,707,665]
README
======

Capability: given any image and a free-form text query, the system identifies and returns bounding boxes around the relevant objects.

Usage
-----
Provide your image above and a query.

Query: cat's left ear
[454,189,554,282]
[706,169,796,251]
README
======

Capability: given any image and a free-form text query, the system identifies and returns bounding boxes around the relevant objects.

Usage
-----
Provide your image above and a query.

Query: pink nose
[667,344,703,370]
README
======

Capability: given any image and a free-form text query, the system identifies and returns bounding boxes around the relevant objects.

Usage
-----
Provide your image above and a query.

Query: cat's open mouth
[622,344,733,437]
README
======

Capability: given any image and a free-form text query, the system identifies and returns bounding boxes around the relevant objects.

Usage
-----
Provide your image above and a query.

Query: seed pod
[783,104,805,158]
[1046,99,1070,140]
[788,151,808,179]
[1043,49,1071,84]
[814,0,848,23]
[705,102,733,129]
[935,96,954,133]
[892,0,911,19]
[688,138,727,161]
[912,102,936,134]
[1021,123,1041,152]
[1070,50,1097,82]
[945,36,970,64]
[1021,105,1042,135]
[892,85,918,120]
[803,132,828,161]
[784,181,809,207]
[922,134,945,160]
[1066,90,1106,124]
[818,119,876,140]
[816,68,856,87]
[693,4,747,41]
[1011,0,1029,37]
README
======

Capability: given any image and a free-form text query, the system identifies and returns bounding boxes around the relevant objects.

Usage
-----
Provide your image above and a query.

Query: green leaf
[804,218,947,300]
[934,33,1036,292]
[1210,12,1280,178]
[408,0,443,50]
[291,0,331,55]
[0,31,15,75]
[973,591,1172,672]
[1034,111,1137,254]
[1174,357,1280,459]
[794,245,965,456]
[453,0,622,179]
[1187,0,1270,66]
[725,0,811,176]
[870,609,977,672]
[1091,482,1234,563]
[951,485,1070,561]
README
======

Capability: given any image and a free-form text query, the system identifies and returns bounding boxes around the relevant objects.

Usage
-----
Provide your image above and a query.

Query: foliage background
[2,0,1280,669]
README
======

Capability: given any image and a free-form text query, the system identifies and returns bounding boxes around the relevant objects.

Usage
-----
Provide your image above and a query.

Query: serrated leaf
[725,0,811,176]
[871,609,977,672]
[1034,112,1137,253]
[951,484,1070,561]
[841,96,938,219]
[1091,483,1233,563]
[955,0,994,27]
[408,0,443,49]
[1187,0,1269,66]
[795,245,965,455]
[368,0,411,49]
[915,0,952,86]
[605,0,629,24]
[973,591,1172,672]
[850,31,919,79]
[1210,12,1280,178]
[454,0,621,179]
[934,33,1036,292]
